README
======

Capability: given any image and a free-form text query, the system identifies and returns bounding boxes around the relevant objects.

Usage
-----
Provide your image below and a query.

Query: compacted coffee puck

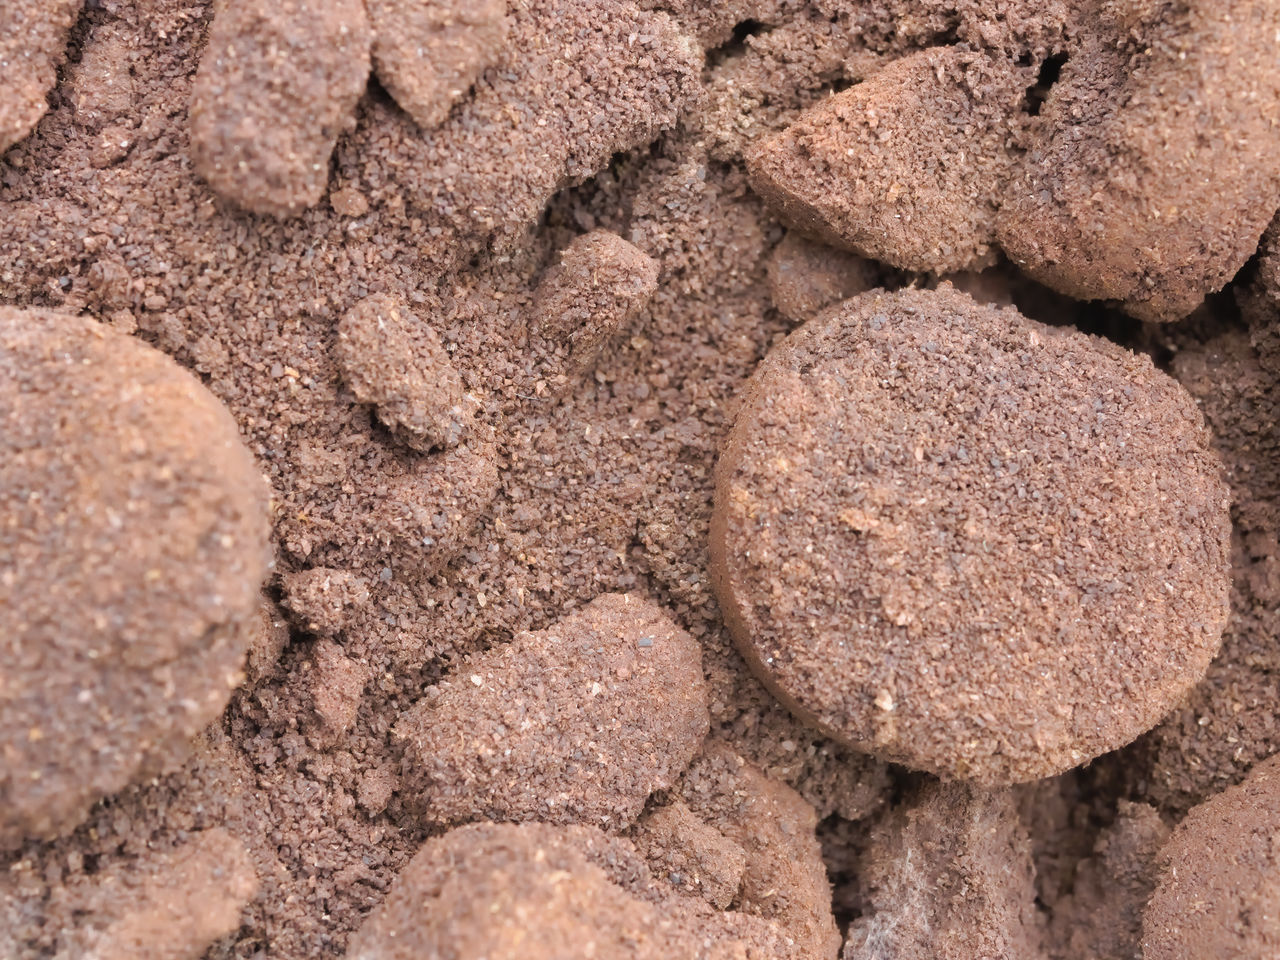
[710,286,1230,784]
[1,308,271,848]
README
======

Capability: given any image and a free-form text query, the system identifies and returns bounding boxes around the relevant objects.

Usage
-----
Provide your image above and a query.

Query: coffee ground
[1,0,1278,957]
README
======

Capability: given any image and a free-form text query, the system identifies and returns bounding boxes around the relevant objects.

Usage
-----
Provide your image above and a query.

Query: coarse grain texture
[531,230,661,383]
[0,308,270,851]
[189,0,372,216]
[1142,754,1280,960]
[0,3,886,936]
[747,46,1033,273]
[308,424,500,580]
[695,10,864,166]
[304,639,370,748]
[62,828,259,960]
[243,594,291,686]
[1044,801,1169,960]
[343,821,798,960]
[639,0,804,48]
[1251,214,1280,367]
[631,800,748,910]
[0,0,83,154]
[348,0,702,265]
[710,286,1231,783]
[279,567,372,637]
[1258,216,1280,307]
[998,0,1280,321]
[766,231,880,323]
[813,0,1072,60]
[845,781,1045,960]
[1127,281,1280,813]
[395,593,710,830]
[677,740,842,960]
[336,293,471,452]
[365,0,507,132]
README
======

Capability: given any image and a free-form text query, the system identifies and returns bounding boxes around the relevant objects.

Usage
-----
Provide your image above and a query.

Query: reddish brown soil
[1,1,1278,958]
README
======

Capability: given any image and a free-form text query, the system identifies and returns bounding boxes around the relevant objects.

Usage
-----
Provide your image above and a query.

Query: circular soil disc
[710,286,1230,784]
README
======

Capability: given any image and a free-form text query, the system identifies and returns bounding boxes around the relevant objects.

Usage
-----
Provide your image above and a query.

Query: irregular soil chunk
[0,0,83,153]
[189,0,372,216]
[366,0,507,131]
[344,821,797,960]
[998,1,1280,321]
[532,230,661,380]
[677,741,842,960]
[766,231,880,323]
[70,828,259,960]
[748,46,1031,273]
[846,782,1045,960]
[395,593,710,830]
[632,800,747,910]
[349,0,702,261]
[1046,801,1169,960]
[336,293,470,452]
[1143,754,1280,960]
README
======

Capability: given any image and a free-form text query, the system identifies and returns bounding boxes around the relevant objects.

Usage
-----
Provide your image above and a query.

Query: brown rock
[1143,755,1280,960]
[846,781,1044,960]
[189,0,372,216]
[395,593,710,830]
[344,821,796,960]
[532,230,660,379]
[336,293,470,452]
[367,0,507,130]
[1,308,270,849]
[0,0,82,153]
[998,1,1280,321]
[766,231,880,323]
[710,286,1231,783]
[73,829,259,960]
[748,46,1031,273]
[632,800,747,909]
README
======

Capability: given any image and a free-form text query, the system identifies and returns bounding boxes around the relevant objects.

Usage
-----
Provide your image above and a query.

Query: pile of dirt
[2,0,1279,958]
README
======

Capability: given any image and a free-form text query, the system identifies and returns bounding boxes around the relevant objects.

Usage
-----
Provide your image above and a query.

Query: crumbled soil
[2,0,1279,958]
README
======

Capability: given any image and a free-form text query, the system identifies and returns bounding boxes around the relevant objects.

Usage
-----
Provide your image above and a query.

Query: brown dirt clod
[532,229,661,382]
[189,0,372,217]
[343,821,798,960]
[846,781,1044,960]
[336,293,471,452]
[998,0,1280,321]
[710,285,1231,784]
[1143,754,1280,960]
[1,307,271,850]
[747,46,1031,274]
[0,0,83,154]
[395,593,710,831]
[366,0,507,132]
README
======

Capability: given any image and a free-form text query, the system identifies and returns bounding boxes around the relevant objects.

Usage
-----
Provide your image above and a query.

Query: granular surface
[0,306,270,852]
[1,0,1279,957]
[710,285,1230,783]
